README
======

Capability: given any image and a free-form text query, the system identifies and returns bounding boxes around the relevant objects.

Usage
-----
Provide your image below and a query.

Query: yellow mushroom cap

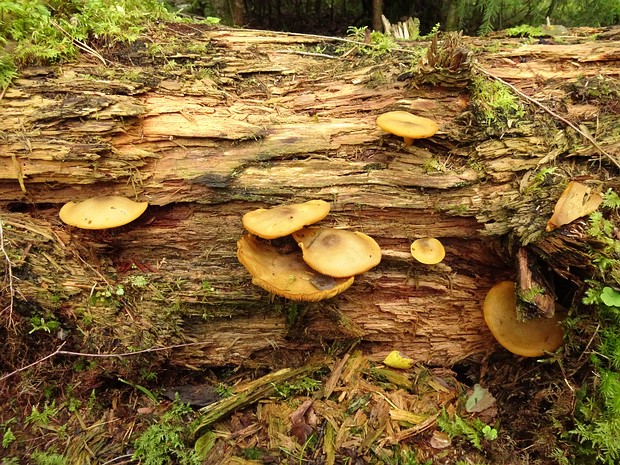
[292,227,382,278]
[483,281,564,357]
[237,234,354,301]
[410,238,445,265]
[59,196,148,229]
[376,111,439,145]
[242,200,330,239]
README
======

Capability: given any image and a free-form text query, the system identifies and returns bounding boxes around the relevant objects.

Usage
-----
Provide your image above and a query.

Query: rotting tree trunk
[1,24,620,370]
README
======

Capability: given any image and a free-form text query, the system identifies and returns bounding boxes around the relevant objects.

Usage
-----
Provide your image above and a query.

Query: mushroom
[546,181,603,232]
[292,227,381,278]
[483,281,564,357]
[242,200,330,240]
[376,111,439,146]
[59,195,148,229]
[237,234,354,301]
[410,237,445,265]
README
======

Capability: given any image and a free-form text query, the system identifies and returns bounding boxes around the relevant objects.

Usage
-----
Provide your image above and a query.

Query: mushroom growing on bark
[242,200,330,239]
[59,195,148,229]
[292,227,382,278]
[376,111,439,146]
[237,234,354,301]
[410,237,445,265]
[483,281,564,357]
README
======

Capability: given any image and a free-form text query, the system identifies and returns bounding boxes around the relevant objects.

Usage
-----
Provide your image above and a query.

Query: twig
[49,19,108,66]
[475,64,620,170]
[0,341,210,382]
[273,50,338,59]
[0,220,17,330]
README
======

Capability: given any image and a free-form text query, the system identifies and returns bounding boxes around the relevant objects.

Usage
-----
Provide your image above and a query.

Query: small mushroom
[410,238,445,265]
[242,200,330,239]
[376,111,439,146]
[237,234,354,301]
[59,195,148,229]
[546,181,603,232]
[292,227,381,278]
[483,281,564,357]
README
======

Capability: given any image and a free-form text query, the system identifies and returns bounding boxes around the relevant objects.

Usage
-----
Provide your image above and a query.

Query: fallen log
[1,24,619,371]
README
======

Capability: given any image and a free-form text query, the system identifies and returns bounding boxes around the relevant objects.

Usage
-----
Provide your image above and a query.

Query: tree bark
[1,25,619,370]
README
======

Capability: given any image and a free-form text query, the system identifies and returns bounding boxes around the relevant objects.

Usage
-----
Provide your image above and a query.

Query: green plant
[570,192,620,464]
[272,377,322,398]
[437,410,497,450]
[29,316,60,334]
[132,399,200,465]
[25,401,59,427]
[0,0,173,86]
[2,427,15,448]
[345,26,397,59]
[30,450,66,465]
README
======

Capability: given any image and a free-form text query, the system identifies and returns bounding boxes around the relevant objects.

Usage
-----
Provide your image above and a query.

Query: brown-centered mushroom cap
[376,111,439,146]
[483,281,564,357]
[59,195,148,229]
[292,227,381,278]
[237,234,354,301]
[410,237,445,265]
[242,200,330,239]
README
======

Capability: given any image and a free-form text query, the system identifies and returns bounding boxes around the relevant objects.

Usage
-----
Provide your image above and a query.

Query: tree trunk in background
[443,0,458,31]
[372,0,383,30]
[231,0,245,25]
[1,25,619,371]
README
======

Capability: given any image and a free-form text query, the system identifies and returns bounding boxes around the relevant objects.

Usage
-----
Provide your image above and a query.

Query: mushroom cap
[376,111,439,140]
[410,238,445,265]
[59,195,148,229]
[242,200,330,239]
[483,281,564,357]
[546,181,603,232]
[237,234,354,301]
[292,227,382,278]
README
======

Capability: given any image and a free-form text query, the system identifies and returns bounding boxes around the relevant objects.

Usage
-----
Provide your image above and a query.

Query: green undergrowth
[569,189,620,463]
[0,0,174,88]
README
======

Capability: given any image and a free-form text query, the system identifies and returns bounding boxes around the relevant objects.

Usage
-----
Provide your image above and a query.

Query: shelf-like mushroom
[293,227,382,278]
[376,111,439,146]
[59,195,148,229]
[242,200,330,239]
[483,281,564,357]
[410,237,445,265]
[237,234,354,301]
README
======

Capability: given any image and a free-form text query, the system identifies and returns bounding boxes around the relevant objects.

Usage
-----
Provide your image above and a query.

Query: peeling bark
[1,24,619,369]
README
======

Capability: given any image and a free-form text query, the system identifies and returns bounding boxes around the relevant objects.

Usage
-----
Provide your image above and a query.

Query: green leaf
[194,431,216,460]
[601,287,620,307]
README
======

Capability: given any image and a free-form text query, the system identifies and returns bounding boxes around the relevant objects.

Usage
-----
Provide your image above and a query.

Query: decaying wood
[1,24,619,370]
[516,247,555,318]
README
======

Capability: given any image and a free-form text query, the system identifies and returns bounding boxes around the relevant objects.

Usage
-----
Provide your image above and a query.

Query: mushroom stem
[403,136,414,146]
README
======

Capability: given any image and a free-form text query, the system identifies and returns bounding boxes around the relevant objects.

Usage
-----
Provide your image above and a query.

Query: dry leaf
[546,181,603,231]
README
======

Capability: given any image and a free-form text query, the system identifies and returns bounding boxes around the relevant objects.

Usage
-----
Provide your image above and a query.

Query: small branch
[0,341,210,382]
[475,64,620,170]
[0,220,17,330]
[49,19,108,66]
[273,50,338,59]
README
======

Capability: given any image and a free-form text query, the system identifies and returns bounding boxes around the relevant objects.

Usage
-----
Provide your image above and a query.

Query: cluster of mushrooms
[55,115,603,358]
[236,200,382,301]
